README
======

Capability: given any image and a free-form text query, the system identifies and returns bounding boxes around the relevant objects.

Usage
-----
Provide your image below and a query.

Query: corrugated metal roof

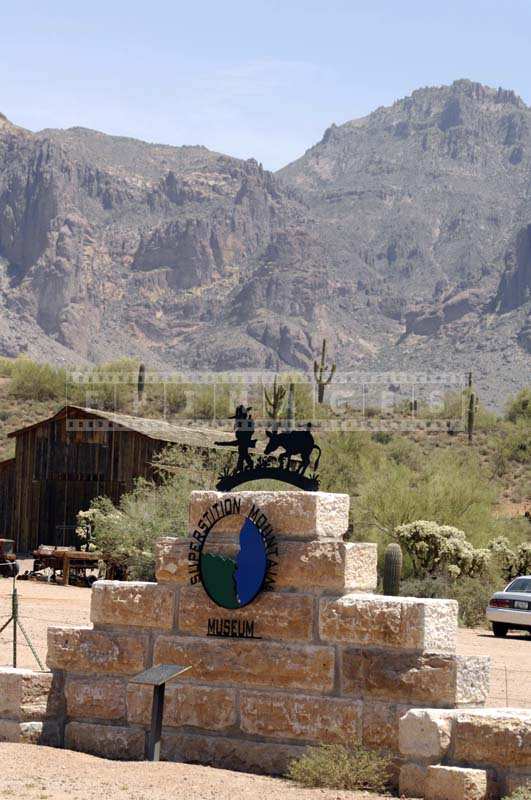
[8,405,234,449]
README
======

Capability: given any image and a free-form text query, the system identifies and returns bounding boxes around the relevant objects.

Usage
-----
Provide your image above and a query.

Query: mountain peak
[0,112,28,135]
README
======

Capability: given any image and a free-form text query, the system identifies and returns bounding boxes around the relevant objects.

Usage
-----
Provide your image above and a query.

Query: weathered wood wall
[10,410,167,553]
[0,458,15,539]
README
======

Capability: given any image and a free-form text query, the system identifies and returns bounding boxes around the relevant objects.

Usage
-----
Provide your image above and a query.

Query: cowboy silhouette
[230,405,255,473]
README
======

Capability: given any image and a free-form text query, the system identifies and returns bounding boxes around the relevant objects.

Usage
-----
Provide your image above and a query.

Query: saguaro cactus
[264,377,286,422]
[137,363,146,404]
[313,339,336,404]
[467,389,476,444]
[466,370,477,444]
[383,542,403,596]
[286,382,295,430]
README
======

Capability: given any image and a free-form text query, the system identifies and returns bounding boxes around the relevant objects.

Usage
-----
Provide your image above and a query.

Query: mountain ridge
[0,79,529,408]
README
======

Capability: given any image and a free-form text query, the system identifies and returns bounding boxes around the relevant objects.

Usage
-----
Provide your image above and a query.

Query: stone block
[162,731,305,775]
[153,635,335,693]
[400,763,428,798]
[178,586,314,641]
[65,677,126,721]
[453,709,531,768]
[399,709,454,762]
[126,683,237,731]
[90,580,176,629]
[425,766,488,800]
[65,721,145,760]
[276,541,377,592]
[188,490,349,540]
[47,626,149,676]
[157,537,378,593]
[156,538,192,584]
[0,668,63,721]
[455,657,490,706]
[341,650,486,706]
[401,597,458,653]
[239,691,362,743]
[320,594,457,652]
[363,701,411,751]
[0,719,61,746]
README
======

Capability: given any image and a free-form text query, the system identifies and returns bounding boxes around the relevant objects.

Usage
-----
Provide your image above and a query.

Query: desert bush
[0,357,14,377]
[286,743,391,791]
[355,448,498,547]
[506,388,531,423]
[72,358,140,411]
[503,783,531,800]
[76,472,193,580]
[9,358,67,401]
[386,436,423,470]
[489,537,531,581]
[394,520,490,580]
[371,431,393,445]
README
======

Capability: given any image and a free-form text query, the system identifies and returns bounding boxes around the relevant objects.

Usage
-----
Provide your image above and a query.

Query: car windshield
[507,578,531,593]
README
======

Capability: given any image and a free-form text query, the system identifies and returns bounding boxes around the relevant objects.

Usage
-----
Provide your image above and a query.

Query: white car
[486,575,531,637]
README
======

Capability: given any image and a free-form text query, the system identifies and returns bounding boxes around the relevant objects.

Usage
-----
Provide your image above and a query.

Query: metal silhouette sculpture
[215,407,320,491]
[264,424,321,474]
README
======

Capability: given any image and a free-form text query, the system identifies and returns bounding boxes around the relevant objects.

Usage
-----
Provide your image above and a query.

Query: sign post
[130,664,192,761]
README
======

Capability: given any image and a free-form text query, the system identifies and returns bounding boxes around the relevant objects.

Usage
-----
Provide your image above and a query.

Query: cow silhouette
[264,426,321,475]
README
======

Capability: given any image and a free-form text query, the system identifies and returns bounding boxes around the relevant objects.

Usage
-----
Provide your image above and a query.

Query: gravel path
[1,571,530,708]
[456,626,531,707]
[0,743,388,800]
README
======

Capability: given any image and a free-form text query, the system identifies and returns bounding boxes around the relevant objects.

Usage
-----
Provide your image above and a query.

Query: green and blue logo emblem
[188,497,277,610]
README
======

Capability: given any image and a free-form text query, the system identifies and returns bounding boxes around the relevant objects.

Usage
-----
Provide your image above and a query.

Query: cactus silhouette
[466,370,476,444]
[313,339,336,404]
[137,363,146,404]
[383,542,403,596]
[264,376,286,423]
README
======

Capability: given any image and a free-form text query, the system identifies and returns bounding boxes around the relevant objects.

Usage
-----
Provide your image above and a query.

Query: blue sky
[1,0,530,169]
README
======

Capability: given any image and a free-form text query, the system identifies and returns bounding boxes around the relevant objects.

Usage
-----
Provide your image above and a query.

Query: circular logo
[188,499,277,610]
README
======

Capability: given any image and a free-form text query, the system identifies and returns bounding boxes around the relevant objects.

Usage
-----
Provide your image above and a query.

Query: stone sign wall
[0,490,529,795]
[44,490,492,776]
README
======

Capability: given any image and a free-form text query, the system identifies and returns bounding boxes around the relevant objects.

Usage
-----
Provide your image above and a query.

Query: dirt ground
[0,569,530,708]
[0,743,389,800]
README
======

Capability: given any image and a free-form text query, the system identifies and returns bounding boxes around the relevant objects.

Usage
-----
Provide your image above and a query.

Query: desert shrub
[72,358,140,411]
[355,448,498,547]
[0,357,14,377]
[371,431,393,445]
[395,520,490,580]
[76,472,193,580]
[286,743,391,791]
[502,420,530,464]
[506,388,531,423]
[9,358,67,401]
[503,783,531,800]
[401,574,499,627]
[489,537,531,581]
[386,436,423,469]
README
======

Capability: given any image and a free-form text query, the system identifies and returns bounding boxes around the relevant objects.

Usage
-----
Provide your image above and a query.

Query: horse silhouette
[264,427,321,475]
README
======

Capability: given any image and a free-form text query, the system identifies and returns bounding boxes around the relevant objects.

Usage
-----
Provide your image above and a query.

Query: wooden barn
[0,405,230,553]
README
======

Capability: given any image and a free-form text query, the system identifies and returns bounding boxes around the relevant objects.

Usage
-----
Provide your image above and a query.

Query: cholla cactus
[313,339,336,404]
[394,520,490,579]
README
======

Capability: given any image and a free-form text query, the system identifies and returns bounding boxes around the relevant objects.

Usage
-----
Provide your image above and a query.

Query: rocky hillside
[278,80,531,405]
[0,80,530,407]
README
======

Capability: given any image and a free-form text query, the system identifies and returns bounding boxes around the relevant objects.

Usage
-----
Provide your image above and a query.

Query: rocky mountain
[0,80,530,408]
